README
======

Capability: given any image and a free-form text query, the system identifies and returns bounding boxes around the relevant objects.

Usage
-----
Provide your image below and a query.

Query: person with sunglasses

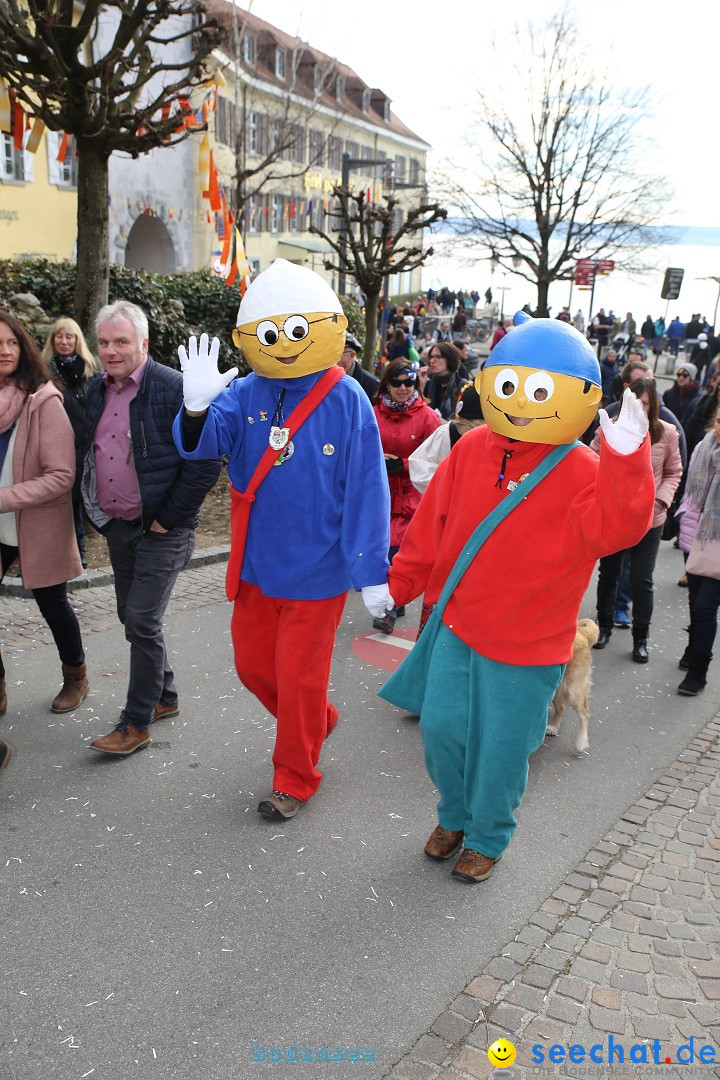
[425,342,466,420]
[371,359,440,634]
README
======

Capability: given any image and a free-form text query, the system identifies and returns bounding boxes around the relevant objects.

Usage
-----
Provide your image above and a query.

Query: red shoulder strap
[245,365,344,497]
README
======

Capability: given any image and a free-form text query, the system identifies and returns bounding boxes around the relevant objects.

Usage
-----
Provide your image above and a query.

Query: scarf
[686,430,720,545]
[51,354,85,386]
[381,390,419,412]
[0,382,27,435]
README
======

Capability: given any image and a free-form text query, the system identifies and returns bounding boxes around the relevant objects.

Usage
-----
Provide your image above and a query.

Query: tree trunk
[363,287,382,370]
[536,278,550,318]
[74,144,110,347]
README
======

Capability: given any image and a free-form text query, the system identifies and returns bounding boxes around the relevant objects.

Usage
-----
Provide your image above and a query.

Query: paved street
[1,538,719,1079]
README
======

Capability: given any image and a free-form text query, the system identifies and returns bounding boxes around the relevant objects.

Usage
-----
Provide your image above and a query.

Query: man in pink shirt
[81,301,221,755]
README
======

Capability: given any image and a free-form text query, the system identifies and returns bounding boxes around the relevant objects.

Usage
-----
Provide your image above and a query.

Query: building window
[242,33,255,65]
[1,134,25,182]
[248,111,264,156]
[313,65,324,94]
[291,125,305,165]
[275,47,286,80]
[271,193,283,233]
[361,145,373,176]
[58,135,77,187]
[362,89,371,114]
[375,148,387,181]
[395,154,406,183]
[335,74,344,103]
[328,135,343,172]
[247,194,260,234]
[383,100,391,122]
[290,195,301,232]
[345,141,360,170]
[269,117,287,160]
[409,158,420,185]
[216,96,237,148]
[309,129,324,167]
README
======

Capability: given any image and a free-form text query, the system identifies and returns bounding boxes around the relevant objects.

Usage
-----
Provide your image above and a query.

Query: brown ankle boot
[0,677,6,717]
[51,663,89,713]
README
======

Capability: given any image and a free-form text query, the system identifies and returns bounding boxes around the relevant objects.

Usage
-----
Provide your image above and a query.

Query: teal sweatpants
[419,623,564,858]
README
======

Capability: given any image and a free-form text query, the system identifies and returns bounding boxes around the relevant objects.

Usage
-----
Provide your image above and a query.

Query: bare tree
[443,10,672,317]
[0,0,224,333]
[311,187,446,366]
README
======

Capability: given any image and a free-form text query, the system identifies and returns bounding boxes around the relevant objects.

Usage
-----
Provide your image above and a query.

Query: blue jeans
[106,520,195,729]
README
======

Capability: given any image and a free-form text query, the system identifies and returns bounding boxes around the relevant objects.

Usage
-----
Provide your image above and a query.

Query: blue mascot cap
[485,311,601,388]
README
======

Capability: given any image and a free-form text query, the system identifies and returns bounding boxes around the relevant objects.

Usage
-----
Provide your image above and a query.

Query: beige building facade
[202,2,430,296]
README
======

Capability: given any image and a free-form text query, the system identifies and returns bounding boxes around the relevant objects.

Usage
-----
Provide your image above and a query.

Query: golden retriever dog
[546,618,600,753]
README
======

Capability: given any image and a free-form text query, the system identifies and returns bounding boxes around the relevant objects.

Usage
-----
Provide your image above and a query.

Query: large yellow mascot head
[232,259,348,379]
[478,311,602,445]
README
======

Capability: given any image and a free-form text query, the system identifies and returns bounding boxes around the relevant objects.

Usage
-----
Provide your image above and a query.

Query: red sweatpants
[231,581,348,802]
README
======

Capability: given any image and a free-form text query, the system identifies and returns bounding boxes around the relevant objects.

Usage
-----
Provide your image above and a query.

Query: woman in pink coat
[0,312,88,717]
[371,358,439,633]
[591,377,683,662]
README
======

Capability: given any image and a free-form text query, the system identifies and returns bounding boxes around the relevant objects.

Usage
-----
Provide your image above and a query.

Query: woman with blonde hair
[42,317,99,567]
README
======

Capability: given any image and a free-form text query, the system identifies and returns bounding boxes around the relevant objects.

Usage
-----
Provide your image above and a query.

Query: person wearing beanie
[378,312,654,884]
[663,361,701,424]
[174,260,390,821]
[336,331,379,402]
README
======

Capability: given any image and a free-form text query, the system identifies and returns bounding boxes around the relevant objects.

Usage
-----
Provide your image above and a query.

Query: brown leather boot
[51,663,89,713]
[0,677,6,717]
[89,723,150,755]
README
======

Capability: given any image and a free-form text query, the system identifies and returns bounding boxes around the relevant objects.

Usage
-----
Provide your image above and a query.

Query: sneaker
[257,790,304,820]
[372,612,396,635]
[613,611,631,629]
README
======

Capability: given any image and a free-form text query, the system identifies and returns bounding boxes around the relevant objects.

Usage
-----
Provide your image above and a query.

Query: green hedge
[0,259,365,373]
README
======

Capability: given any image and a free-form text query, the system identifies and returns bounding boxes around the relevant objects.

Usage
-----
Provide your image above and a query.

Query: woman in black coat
[42,317,99,567]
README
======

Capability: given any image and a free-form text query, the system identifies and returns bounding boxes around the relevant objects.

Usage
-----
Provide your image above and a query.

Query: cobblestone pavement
[387,718,720,1079]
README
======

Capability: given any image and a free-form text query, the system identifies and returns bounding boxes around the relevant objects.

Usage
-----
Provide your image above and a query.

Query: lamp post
[497,284,510,322]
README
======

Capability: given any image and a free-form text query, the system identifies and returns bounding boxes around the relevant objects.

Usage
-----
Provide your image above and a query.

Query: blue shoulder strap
[434,441,582,616]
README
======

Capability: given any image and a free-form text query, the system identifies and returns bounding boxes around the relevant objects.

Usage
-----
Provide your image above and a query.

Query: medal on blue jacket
[269,426,290,450]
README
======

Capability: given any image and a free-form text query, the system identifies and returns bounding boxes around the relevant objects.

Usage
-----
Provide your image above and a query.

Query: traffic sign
[597,259,615,275]
[661,267,684,301]
[575,259,596,287]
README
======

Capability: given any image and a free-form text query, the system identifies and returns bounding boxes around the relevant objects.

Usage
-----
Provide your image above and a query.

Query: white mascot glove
[598,387,649,456]
[362,584,395,619]
[177,333,238,412]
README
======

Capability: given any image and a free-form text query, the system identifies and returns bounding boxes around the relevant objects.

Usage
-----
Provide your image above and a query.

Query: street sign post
[661,267,684,301]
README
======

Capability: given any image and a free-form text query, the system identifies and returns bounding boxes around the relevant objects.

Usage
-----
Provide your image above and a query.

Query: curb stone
[0,543,231,597]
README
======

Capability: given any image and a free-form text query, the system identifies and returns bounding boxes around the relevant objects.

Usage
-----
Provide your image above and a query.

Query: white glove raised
[598,387,649,456]
[177,333,238,412]
[362,584,395,619]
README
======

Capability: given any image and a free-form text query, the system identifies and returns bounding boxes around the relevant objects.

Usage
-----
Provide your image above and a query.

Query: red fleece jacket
[388,426,655,665]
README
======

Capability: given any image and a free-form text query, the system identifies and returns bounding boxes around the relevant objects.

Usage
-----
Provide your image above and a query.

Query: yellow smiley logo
[487,1038,517,1068]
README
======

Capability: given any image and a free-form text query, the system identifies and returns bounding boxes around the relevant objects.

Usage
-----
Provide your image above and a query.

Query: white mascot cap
[237,258,343,325]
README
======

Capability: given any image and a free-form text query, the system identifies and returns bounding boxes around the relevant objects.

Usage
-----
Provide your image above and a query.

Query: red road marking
[351,627,418,671]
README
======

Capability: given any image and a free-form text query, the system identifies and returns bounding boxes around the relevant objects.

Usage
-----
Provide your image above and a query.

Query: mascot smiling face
[232,259,348,379]
[478,311,602,445]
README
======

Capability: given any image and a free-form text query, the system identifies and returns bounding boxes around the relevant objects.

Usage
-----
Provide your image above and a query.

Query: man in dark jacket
[336,332,379,401]
[81,301,221,755]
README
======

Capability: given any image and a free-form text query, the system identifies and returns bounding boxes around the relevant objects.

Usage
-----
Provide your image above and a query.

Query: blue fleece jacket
[173,369,390,599]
